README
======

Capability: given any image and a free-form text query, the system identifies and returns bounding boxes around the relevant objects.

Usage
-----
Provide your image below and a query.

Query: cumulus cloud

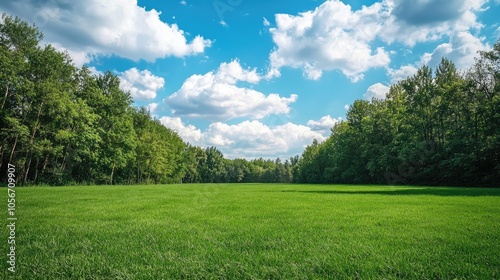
[388,65,419,84]
[0,0,211,65]
[51,43,95,67]
[391,0,465,25]
[388,31,489,83]
[147,103,160,114]
[307,115,342,133]
[159,116,202,144]
[206,121,326,158]
[87,66,103,77]
[268,0,390,82]
[364,83,390,100]
[119,68,165,100]
[215,60,261,84]
[420,31,489,69]
[266,0,486,81]
[160,118,325,159]
[382,0,486,45]
[165,60,297,121]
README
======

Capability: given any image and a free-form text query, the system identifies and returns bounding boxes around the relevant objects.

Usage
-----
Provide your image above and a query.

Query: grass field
[2,184,500,279]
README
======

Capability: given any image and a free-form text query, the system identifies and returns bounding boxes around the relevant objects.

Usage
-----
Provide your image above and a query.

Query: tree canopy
[296,50,500,186]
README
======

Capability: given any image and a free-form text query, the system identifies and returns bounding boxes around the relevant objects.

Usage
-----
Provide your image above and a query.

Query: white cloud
[0,0,211,65]
[344,104,350,110]
[388,31,489,84]
[119,68,165,100]
[159,116,202,144]
[215,60,261,84]
[87,66,103,77]
[265,67,281,80]
[220,20,228,27]
[388,65,419,84]
[160,118,325,159]
[382,0,486,46]
[268,0,390,82]
[51,43,94,67]
[364,83,390,100]
[147,103,159,114]
[263,17,270,26]
[266,0,486,81]
[420,31,489,70]
[180,0,187,6]
[165,60,297,121]
[307,115,342,133]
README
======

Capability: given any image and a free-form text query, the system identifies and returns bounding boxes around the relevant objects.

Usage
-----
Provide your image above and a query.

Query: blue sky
[2,0,499,159]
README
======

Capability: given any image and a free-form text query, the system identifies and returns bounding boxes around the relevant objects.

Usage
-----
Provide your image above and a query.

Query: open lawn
[2,184,500,279]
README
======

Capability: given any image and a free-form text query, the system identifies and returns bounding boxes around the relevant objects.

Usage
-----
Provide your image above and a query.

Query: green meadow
[3,184,500,279]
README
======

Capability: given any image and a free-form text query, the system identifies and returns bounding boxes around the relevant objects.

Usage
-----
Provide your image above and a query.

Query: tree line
[295,44,500,186]
[0,15,183,185]
[1,14,498,186]
[0,14,298,185]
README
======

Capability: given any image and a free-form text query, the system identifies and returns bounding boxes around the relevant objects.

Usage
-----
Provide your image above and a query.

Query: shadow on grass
[280,187,500,197]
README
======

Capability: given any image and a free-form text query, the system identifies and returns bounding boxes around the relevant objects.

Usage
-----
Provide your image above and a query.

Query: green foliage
[1,13,498,186]
[0,14,186,185]
[0,14,300,186]
[296,49,500,186]
[132,108,185,184]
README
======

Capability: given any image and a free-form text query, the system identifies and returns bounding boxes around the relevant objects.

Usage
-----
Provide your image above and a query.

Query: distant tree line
[1,14,498,186]
[182,145,300,183]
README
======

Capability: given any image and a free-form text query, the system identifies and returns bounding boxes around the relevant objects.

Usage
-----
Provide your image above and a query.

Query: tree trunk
[42,154,49,171]
[23,156,32,186]
[137,167,142,184]
[0,142,5,170]
[60,144,70,171]
[20,101,44,185]
[1,84,9,110]
[109,162,116,185]
[8,135,18,163]
[30,103,44,144]
[33,159,39,184]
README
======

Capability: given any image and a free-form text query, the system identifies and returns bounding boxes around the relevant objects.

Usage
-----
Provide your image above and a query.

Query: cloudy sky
[2,0,499,159]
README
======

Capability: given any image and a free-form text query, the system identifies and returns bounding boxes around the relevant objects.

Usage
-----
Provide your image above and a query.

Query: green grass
[2,184,500,279]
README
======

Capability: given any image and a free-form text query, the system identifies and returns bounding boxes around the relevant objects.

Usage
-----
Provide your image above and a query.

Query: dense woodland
[1,14,499,186]
[296,56,500,186]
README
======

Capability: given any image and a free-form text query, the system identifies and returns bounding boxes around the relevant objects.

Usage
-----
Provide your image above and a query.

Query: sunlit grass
[2,184,500,279]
